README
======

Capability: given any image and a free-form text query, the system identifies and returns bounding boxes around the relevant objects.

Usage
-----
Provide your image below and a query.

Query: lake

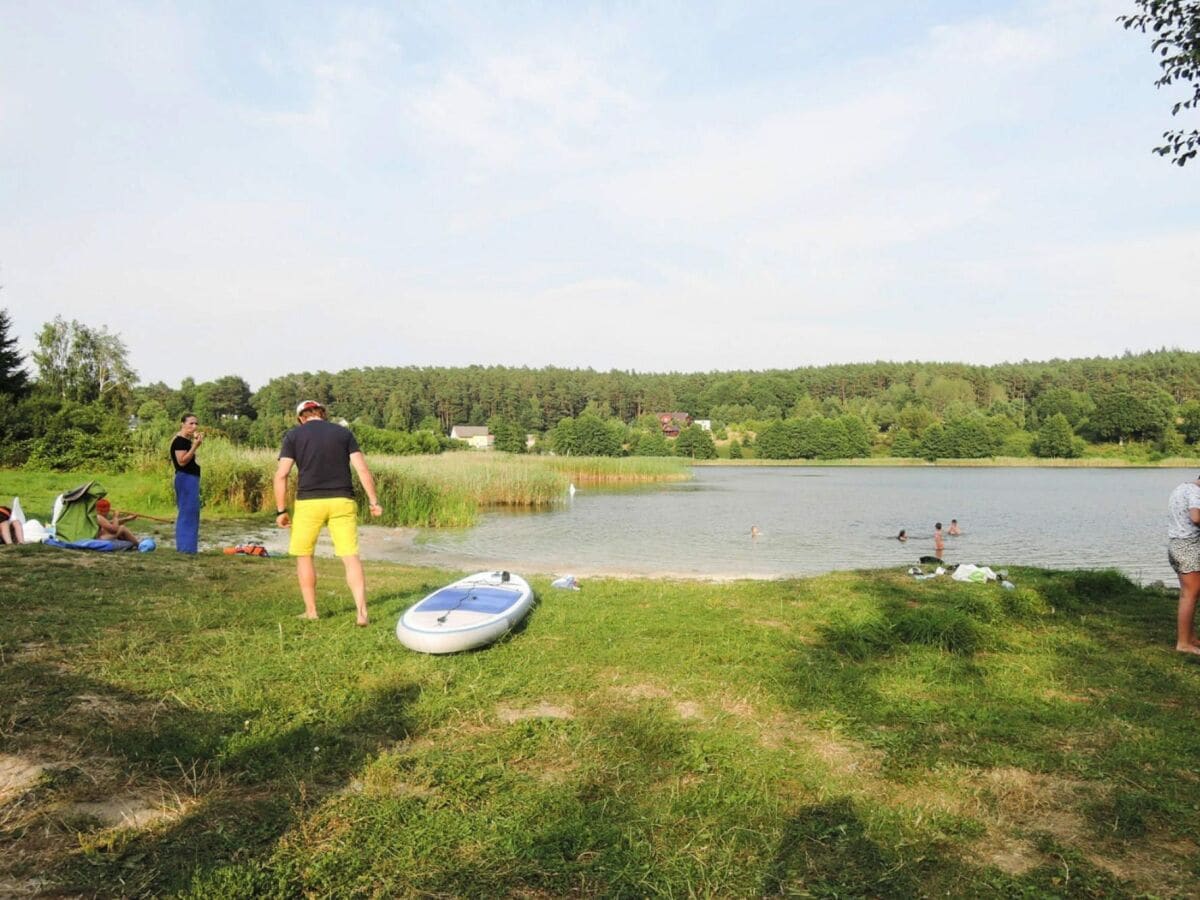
[377,465,1190,584]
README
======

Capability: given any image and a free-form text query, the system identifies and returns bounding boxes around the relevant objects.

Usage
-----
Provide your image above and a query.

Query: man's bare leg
[1176,571,1200,653]
[297,555,319,619]
[342,555,369,625]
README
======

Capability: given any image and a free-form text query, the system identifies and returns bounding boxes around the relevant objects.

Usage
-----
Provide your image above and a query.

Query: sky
[2,0,1197,390]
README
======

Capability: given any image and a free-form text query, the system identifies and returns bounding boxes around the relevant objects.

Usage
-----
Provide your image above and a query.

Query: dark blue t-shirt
[279,419,361,500]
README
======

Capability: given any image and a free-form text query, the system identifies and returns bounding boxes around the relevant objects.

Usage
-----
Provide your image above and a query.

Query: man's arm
[349,451,383,517]
[273,458,294,526]
[1190,506,1200,526]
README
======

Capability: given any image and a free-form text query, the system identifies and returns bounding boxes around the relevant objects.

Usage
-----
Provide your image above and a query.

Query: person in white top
[1167,476,1200,654]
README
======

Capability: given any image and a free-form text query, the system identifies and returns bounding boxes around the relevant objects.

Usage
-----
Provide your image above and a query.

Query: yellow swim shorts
[289,497,359,557]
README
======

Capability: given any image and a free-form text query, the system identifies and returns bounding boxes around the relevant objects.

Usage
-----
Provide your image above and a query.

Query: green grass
[1,549,1197,896]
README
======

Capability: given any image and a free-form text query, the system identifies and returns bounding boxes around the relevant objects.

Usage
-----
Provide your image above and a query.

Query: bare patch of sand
[674,701,703,720]
[0,877,49,897]
[496,703,574,723]
[65,795,178,829]
[975,834,1042,875]
[617,683,672,701]
[0,755,45,804]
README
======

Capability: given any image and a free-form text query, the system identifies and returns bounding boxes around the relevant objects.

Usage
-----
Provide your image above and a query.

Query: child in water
[897,529,907,542]
[948,519,961,535]
[934,522,945,553]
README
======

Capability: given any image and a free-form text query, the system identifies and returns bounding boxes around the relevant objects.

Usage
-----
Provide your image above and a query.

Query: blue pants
[174,472,200,553]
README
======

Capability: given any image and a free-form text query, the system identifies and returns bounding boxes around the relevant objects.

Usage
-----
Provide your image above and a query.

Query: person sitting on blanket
[0,505,23,544]
[95,498,139,544]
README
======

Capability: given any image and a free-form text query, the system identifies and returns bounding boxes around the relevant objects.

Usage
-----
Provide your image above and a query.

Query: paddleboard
[396,571,534,654]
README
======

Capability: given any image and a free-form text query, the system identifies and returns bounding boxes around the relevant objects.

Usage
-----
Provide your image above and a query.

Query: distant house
[449,425,494,450]
[655,412,693,437]
[693,419,712,432]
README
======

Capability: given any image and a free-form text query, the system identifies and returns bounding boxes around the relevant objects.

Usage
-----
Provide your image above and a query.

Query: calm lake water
[399,466,1191,583]
[234,466,1192,583]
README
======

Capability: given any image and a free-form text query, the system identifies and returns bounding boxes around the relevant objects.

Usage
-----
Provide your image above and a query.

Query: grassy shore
[1,548,1197,896]
[0,451,691,529]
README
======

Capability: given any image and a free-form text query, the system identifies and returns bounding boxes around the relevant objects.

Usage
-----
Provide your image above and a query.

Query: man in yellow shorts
[273,400,383,625]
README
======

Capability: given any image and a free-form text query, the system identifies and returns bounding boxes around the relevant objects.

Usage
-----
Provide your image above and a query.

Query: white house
[450,425,494,450]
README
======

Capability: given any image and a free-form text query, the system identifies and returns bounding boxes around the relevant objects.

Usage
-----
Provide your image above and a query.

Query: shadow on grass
[0,654,421,896]
[761,798,923,896]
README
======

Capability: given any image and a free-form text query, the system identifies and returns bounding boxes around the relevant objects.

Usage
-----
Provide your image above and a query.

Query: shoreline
[240,524,787,583]
[693,456,1200,468]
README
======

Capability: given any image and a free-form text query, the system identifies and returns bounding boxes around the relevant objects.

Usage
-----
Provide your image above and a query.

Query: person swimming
[897,529,907,542]
[750,525,761,539]
[934,522,945,553]
[948,519,961,535]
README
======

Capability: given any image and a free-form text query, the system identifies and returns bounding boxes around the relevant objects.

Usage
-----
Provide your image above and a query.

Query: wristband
[275,509,287,516]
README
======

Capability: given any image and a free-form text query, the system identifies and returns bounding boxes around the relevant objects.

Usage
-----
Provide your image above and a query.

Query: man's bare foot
[297,612,318,621]
[356,617,369,627]
[1175,644,1200,655]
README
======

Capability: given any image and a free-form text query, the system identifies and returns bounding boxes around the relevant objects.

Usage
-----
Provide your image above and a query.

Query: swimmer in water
[897,529,907,542]
[750,525,761,539]
[948,519,961,535]
[934,522,945,554]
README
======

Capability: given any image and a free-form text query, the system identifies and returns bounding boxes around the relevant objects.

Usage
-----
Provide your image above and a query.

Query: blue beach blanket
[45,538,135,552]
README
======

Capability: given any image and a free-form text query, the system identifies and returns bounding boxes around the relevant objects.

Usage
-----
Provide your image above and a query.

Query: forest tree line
[2,309,1200,469]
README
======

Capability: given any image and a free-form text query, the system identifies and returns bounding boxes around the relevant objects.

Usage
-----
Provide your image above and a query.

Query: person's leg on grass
[290,499,326,619]
[1177,570,1200,653]
[297,556,318,619]
[327,498,367,625]
[341,555,368,625]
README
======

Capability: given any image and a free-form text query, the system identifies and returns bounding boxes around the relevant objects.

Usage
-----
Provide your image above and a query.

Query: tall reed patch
[542,455,691,484]
[14,447,692,527]
[190,441,278,514]
[377,454,569,506]
[363,464,476,527]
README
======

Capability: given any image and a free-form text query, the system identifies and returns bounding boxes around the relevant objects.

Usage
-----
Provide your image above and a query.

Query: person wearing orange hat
[272,400,383,626]
[95,498,139,544]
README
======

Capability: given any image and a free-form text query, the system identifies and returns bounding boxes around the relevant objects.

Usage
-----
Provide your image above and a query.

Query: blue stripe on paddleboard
[415,586,522,614]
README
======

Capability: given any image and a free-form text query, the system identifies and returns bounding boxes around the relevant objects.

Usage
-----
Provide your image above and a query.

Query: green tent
[51,481,106,543]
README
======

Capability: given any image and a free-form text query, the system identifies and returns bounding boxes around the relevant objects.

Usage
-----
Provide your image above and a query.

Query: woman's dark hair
[935,522,942,530]
[180,412,197,423]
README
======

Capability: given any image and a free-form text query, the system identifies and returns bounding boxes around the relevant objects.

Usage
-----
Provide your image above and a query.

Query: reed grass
[541,455,691,484]
[0,444,691,528]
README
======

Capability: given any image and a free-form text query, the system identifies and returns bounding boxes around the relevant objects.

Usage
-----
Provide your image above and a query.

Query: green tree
[1033,413,1081,458]
[674,424,716,459]
[196,375,255,421]
[918,423,951,461]
[727,438,743,459]
[33,316,136,405]
[1180,399,1200,443]
[1088,385,1173,442]
[889,427,919,458]
[574,413,624,456]
[1032,387,1094,430]
[633,430,671,457]
[0,308,30,398]
[1120,1,1200,165]
[945,417,994,459]
[488,417,526,453]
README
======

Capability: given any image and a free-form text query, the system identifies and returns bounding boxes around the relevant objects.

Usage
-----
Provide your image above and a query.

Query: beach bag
[51,481,107,544]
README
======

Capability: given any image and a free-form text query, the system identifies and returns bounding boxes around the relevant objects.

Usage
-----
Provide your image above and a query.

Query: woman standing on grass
[1168,475,1200,655]
[171,413,204,553]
